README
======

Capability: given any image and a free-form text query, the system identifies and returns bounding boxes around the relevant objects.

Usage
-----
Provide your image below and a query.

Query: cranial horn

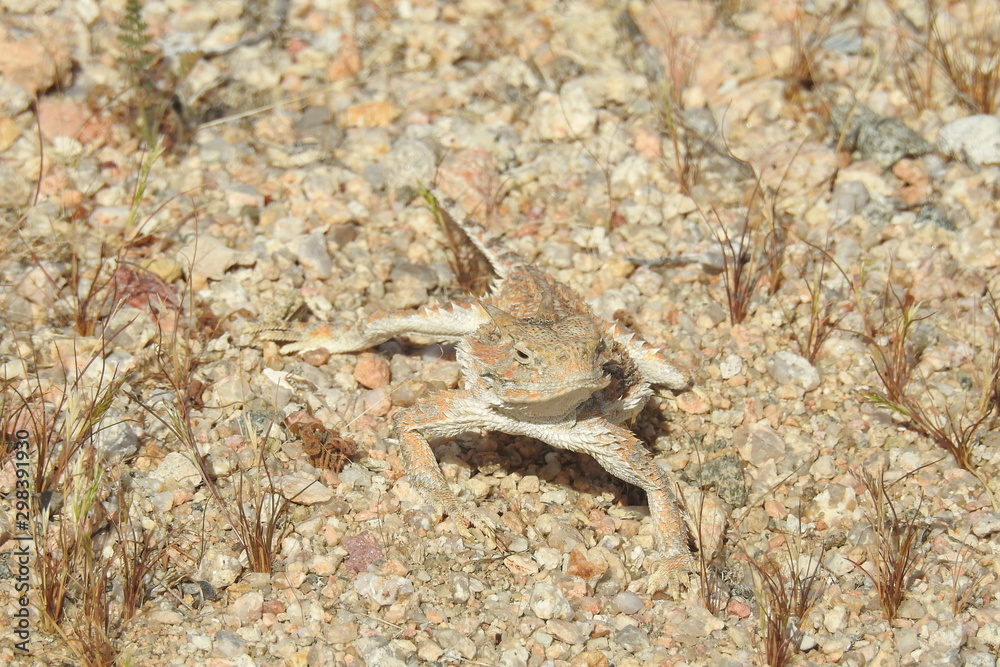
[481,303,518,329]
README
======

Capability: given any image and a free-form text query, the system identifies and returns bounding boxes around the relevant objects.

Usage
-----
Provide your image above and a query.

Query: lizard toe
[644,552,696,599]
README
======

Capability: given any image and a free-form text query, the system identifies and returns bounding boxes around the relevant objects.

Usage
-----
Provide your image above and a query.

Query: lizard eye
[512,343,533,364]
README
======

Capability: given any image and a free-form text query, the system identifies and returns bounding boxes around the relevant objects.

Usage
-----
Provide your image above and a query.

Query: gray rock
[246,409,283,437]
[361,162,386,190]
[546,619,590,645]
[614,624,652,654]
[214,630,247,658]
[810,455,837,480]
[897,597,926,620]
[199,136,237,163]
[296,105,333,133]
[530,86,596,140]
[927,619,966,651]
[149,451,203,488]
[275,473,334,505]
[296,232,332,279]
[353,573,414,606]
[862,195,896,226]
[528,581,572,620]
[272,216,305,241]
[937,115,1000,166]
[0,292,32,329]
[671,605,725,638]
[94,417,139,464]
[197,547,243,589]
[734,424,787,467]
[977,621,1000,648]
[832,104,932,169]
[823,30,862,55]
[507,536,529,552]
[296,105,344,151]
[0,79,32,115]
[719,354,743,379]
[107,306,156,350]
[177,235,241,283]
[829,180,870,221]
[799,634,819,652]
[895,627,922,656]
[382,138,437,191]
[594,555,627,596]
[693,452,748,507]
[355,635,407,667]
[972,512,1000,537]
[766,350,821,390]
[499,646,530,667]
[433,628,477,660]
[916,204,956,230]
[451,574,472,603]
[613,590,644,614]
[391,261,438,290]
[188,631,212,652]
[540,241,574,269]
[0,166,32,207]
[683,107,720,138]
[961,649,998,667]
[338,463,373,489]
[0,356,26,381]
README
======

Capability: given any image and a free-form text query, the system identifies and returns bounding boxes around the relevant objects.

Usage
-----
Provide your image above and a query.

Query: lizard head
[459,304,611,419]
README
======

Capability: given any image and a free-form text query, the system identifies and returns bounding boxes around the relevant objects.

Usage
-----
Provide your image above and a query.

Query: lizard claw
[644,552,695,598]
[245,323,372,356]
[451,505,515,552]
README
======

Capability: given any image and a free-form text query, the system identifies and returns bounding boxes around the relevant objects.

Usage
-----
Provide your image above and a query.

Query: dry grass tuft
[3,328,175,665]
[949,539,993,615]
[859,288,1000,502]
[750,542,825,667]
[229,418,294,574]
[849,468,926,621]
[789,241,852,364]
[134,376,293,575]
[706,172,789,325]
[891,0,1000,114]
[927,0,1000,114]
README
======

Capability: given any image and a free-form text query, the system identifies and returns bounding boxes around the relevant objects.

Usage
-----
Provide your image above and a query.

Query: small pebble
[719,353,743,379]
[766,350,821,390]
[528,582,572,620]
[354,354,392,388]
[612,591,644,615]
[937,115,1000,166]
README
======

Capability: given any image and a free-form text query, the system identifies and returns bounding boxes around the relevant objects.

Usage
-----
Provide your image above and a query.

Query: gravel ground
[2,0,1000,665]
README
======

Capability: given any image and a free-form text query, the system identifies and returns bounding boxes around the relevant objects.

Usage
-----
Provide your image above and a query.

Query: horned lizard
[253,189,693,579]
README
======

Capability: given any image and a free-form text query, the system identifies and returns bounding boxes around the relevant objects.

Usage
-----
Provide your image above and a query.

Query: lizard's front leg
[250,300,490,355]
[544,419,691,572]
[392,390,509,546]
[609,323,691,391]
